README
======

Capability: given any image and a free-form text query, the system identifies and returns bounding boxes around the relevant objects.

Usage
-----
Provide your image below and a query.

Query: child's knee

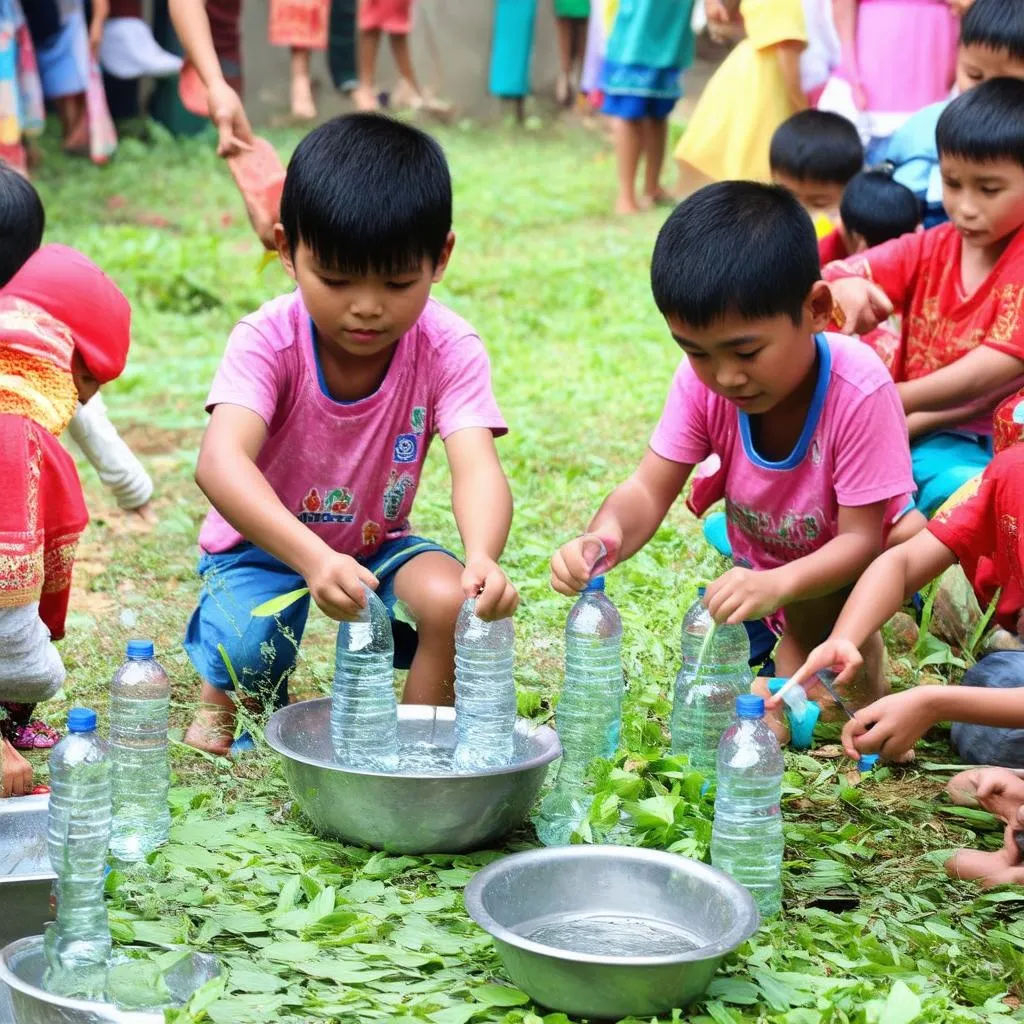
[400,564,465,633]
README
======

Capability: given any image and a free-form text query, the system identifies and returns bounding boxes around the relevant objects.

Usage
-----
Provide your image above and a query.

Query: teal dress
[490,0,537,98]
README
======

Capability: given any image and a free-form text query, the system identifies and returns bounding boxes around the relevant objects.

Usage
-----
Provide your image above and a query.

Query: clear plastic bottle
[109,639,171,861]
[453,598,516,772]
[711,694,785,918]
[331,586,399,771]
[535,577,624,846]
[670,590,752,783]
[44,707,112,1000]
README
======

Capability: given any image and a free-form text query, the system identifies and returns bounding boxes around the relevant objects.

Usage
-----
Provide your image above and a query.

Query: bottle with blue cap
[711,694,785,917]
[44,707,112,999]
[534,576,624,846]
[671,589,752,785]
[109,639,171,861]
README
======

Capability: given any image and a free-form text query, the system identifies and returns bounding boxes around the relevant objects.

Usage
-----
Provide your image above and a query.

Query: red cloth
[818,228,849,267]
[3,244,131,385]
[823,223,1024,383]
[269,0,330,48]
[994,388,1024,455]
[928,445,1024,633]
[358,0,413,34]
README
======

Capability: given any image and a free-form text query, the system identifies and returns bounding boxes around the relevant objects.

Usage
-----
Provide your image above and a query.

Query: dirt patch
[119,425,202,456]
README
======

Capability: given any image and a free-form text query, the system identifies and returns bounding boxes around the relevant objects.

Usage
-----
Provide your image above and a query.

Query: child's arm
[88,0,108,55]
[898,347,1024,415]
[832,0,867,109]
[167,0,253,156]
[196,404,378,618]
[445,427,518,621]
[775,41,808,111]
[704,500,890,625]
[551,450,694,594]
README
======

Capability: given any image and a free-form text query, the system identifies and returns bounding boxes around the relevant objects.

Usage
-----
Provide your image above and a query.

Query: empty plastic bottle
[44,708,112,1000]
[453,599,516,772]
[535,577,624,846]
[670,590,752,783]
[331,586,399,771]
[109,639,171,861]
[711,694,785,918]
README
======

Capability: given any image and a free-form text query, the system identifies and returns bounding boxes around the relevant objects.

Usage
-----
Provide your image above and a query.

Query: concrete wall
[240,0,563,124]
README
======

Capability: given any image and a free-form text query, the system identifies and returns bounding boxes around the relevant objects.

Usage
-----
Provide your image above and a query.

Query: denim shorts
[600,93,676,120]
[183,535,453,706]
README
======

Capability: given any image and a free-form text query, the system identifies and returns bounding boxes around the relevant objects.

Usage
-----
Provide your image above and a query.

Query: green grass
[23,120,1024,1023]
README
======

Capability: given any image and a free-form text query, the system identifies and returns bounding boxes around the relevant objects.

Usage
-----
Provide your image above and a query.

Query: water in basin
[339,733,535,775]
[519,913,702,957]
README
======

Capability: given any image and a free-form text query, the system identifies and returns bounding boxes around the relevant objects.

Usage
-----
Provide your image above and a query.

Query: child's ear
[276,225,296,280]
[432,232,456,283]
[807,281,834,332]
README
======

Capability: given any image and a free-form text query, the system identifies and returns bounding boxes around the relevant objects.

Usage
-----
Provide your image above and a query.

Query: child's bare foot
[946,820,1024,884]
[948,766,1024,821]
[615,196,642,215]
[290,75,317,120]
[640,189,675,209]
[353,86,379,111]
[184,683,239,756]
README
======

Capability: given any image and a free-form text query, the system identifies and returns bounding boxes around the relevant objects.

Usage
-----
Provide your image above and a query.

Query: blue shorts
[183,536,453,706]
[912,432,993,519]
[600,93,676,120]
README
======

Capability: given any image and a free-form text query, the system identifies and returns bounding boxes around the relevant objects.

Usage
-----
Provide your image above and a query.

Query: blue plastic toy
[767,678,820,750]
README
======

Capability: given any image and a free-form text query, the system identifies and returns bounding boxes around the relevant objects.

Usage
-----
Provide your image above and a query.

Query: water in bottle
[535,577,624,846]
[711,694,785,917]
[453,598,516,772]
[44,708,112,1000]
[331,586,399,772]
[670,591,752,783]
[109,640,171,861]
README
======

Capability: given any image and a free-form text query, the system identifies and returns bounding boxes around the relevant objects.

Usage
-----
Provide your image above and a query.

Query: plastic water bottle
[453,599,516,771]
[535,577,624,845]
[109,640,171,861]
[670,591,752,782]
[44,708,112,1000]
[711,694,785,917]
[331,586,399,771]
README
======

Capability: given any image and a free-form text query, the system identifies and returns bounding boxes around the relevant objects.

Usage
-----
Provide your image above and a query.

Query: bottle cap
[67,707,97,733]
[736,694,764,719]
[585,576,606,593]
[857,754,880,773]
[697,586,707,598]
[126,638,154,659]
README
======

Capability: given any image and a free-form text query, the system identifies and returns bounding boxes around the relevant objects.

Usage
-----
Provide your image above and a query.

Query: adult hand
[462,558,519,620]
[767,637,862,710]
[208,79,255,158]
[828,278,894,336]
[840,688,938,760]
[306,552,379,621]
[704,566,788,625]
[550,533,615,596]
[1,738,32,798]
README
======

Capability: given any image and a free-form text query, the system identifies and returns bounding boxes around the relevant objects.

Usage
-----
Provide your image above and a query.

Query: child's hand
[1,738,32,798]
[840,688,939,760]
[704,567,787,625]
[828,278,894,335]
[462,557,519,620]
[550,533,615,596]
[768,637,864,713]
[306,552,379,621]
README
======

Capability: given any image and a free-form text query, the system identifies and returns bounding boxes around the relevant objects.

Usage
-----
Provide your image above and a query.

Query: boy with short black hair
[886,0,1024,227]
[0,163,44,288]
[551,181,915,710]
[829,78,1024,517]
[838,170,920,252]
[769,109,864,230]
[184,113,518,755]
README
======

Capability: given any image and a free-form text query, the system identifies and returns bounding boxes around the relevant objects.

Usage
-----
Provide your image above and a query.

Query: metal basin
[265,699,560,854]
[464,845,760,1019]
[0,794,56,947]
[0,937,219,1024]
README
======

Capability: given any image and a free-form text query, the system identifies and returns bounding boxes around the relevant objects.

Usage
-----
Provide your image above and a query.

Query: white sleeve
[66,393,154,510]
[0,604,65,704]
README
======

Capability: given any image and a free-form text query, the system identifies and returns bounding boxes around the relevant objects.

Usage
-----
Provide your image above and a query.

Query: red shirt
[823,224,1024,383]
[928,445,1024,633]
[818,228,849,267]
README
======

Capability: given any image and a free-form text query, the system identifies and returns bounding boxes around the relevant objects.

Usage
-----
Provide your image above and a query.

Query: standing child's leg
[641,116,672,206]
[554,17,573,104]
[611,115,644,214]
[388,31,423,103]
[355,27,381,109]
[290,47,317,119]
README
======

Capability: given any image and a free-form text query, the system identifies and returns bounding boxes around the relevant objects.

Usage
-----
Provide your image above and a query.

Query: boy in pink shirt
[551,182,919,709]
[184,114,518,755]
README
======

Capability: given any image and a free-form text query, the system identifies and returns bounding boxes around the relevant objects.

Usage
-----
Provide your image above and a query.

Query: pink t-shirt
[198,292,506,556]
[650,333,915,572]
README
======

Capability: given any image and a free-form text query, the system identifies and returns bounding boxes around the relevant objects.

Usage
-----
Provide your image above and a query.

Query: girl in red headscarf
[0,244,130,798]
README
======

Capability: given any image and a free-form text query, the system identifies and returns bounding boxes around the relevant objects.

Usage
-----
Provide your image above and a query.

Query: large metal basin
[0,794,56,947]
[265,699,560,854]
[464,845,760,1019]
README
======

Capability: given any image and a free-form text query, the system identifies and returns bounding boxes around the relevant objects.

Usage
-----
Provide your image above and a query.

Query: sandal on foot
[12,720,60,750]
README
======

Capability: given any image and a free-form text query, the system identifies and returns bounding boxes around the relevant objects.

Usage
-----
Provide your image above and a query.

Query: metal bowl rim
[464,844,760,967]
[265,698,561,779]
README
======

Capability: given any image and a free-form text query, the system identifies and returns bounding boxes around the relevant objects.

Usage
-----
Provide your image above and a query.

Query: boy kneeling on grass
[184,113,518,757]
[783,407,1024,887]
[551,180,921,719]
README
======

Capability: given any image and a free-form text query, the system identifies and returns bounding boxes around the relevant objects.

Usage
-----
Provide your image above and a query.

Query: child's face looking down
[278,233,455,358]
[665,283,833,416]
[956,43,1024,93]
[941,155,1024,250]
[771,171,845,223]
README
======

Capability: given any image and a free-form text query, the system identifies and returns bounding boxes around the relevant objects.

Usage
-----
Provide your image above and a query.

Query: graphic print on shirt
[361,520,383,549]
[393,433,419,464]
[726,497,826,560]
[383,470,416,522]
[411,406,426,435]
[298,485,355,524]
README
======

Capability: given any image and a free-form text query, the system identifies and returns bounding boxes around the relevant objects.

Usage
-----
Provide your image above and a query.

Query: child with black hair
[769,109,864,239]
[828,78,1024,518]
[184,113,518,756]
[551,181,916,713]
[839,169,920,252]
[885,0,1024,228]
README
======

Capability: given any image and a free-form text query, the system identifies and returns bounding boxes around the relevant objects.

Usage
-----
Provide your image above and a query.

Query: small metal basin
[0,794,56,947]
[464,845,760,1019]
[265,699,561,854]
